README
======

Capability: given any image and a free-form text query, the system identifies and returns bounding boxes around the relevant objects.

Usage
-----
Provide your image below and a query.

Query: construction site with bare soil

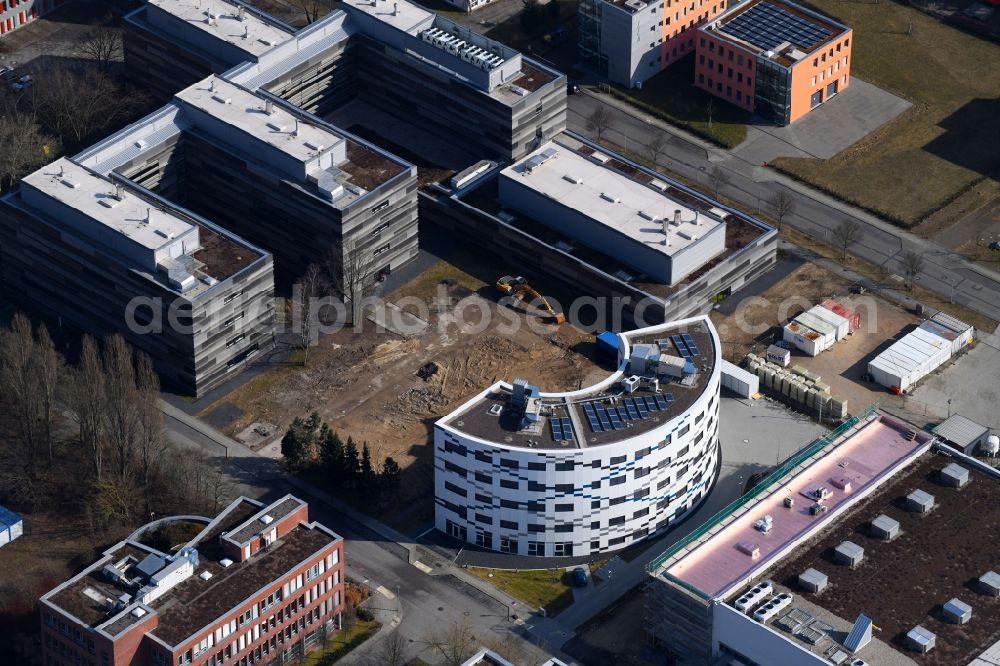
[196,257,611,531]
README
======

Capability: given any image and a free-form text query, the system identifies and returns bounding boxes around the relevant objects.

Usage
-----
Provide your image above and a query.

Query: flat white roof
[149,0,292,56]
[175,76,343,166]
[21,159,192,252]
[341,0,433,34]
[500,143,725,258]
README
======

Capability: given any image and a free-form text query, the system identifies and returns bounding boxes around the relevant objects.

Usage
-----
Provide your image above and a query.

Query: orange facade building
[694,0,852,125]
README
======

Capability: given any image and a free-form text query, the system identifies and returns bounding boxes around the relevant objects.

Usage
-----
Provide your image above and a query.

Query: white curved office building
[434,316,721,558]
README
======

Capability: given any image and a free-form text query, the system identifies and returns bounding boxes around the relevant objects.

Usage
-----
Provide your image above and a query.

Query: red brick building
[40,495,344,666]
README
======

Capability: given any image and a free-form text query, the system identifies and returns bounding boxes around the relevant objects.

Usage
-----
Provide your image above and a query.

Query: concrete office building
[642,409,1000,664]
[126,0,567,162]
[695,0,852,124]
[0,157,275,396]
[579,0,730,87]
[0,0,67,36]
[423,132,777,326]
[435,316,721,557]
[499,141,727,285]
[40,495,344,666]
[124,0,296,103]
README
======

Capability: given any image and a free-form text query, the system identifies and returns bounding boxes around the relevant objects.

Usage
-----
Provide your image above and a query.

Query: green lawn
[612,55,751,149]
[467,567,576,617]
[772,0,1000,227]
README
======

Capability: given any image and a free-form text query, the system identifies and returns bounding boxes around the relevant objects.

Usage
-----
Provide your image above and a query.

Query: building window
[500,537,518,553]
[475,531,493,549]
[553,542,573,557]
[527,541,545,556]
[372,244,390,257]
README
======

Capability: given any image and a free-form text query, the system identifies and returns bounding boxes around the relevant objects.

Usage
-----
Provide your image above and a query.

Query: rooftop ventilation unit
[212,94,232,105]
[906,625,936,653]
[834,540,864,567]
[563,174,583,185]
[754,515,773,534]
[220,558,234,568]
[978,570,1000,596]
[131,607,146,618]
[940,462,970,488]
[942,598,972,624]
[798,568,827,593]
[736,541,760,558]
[752,593,792,622]
[869,514,900,540]
[261,514,274,525]
[906,489,935,513]
[600,192,620,204]
[734,580,773,612]
[199,571,213,581]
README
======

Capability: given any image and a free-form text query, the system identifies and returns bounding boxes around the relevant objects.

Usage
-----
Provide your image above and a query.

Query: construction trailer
[721,359,759,398]
[821,299,860,334]
[868,313,973,391]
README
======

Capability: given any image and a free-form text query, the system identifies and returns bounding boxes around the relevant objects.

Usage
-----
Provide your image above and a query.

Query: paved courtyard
[731,78,912,164]
[908,330,1000,430]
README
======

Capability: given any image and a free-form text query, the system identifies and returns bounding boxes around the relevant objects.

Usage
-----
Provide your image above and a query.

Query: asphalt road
[163,413,540,666]
[567,93,1000,326]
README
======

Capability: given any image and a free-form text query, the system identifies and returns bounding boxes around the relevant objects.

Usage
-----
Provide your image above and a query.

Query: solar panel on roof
[655,394,668,409]
[583,404,602,432]
[682,334,700,356]
[561,417,574,440]
[625,400,640,420]
[671,335,691,358]
[721,1,831,52]
[616,406,630,421]
[664,393,675,402]
[844,614,873,652]
[596,405,612,430]
[551,419,563,440]
[645,396,660,411]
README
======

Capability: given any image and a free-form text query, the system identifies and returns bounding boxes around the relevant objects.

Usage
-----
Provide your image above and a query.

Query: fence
[646,405,879,575]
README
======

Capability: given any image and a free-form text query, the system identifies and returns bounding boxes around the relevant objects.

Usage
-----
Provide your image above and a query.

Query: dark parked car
[571,567,588,587]
[990,241,1000,251]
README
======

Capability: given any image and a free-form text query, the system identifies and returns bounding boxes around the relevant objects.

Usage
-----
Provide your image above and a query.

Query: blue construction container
[0,505,23,547]
[596,331,620,360]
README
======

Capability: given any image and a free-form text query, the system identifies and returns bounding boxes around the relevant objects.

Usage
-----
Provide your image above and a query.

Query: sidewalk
[581,87,1000,289]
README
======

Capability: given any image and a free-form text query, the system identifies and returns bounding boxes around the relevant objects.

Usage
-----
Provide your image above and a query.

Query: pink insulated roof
[662,413,933,599]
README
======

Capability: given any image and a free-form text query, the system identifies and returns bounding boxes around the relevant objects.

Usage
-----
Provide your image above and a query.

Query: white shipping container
[766,345,791,367]
[721,359,759,398]
[783,321,832,356]
[807,305,850,341]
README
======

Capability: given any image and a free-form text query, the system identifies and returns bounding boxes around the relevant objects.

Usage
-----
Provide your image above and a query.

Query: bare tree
[427,618,477,666]
[0,113,57,191]
[646,132,668,167]
[767,190,796,230]
[134,351,165,501]
[0,314,49,487]
[34,64,149,147]
[78,26,122,71]
[586,105,613,143]
[33,324,60,464]
[287,0,328,23]
[706,97,715,129]
[708,166,730,199]
[292,262,329,364]
[101,335,140,485]
[372,629,410,666]
[901,251,924,290]
[327,241,373,328]
[72,336,107,481]
[832,219,864,261]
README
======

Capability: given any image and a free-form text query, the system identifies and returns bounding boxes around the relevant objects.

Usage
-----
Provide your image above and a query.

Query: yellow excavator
[496,275,566,325]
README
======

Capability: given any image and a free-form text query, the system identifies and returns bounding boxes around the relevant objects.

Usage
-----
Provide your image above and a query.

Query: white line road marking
[413,560,433,574]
